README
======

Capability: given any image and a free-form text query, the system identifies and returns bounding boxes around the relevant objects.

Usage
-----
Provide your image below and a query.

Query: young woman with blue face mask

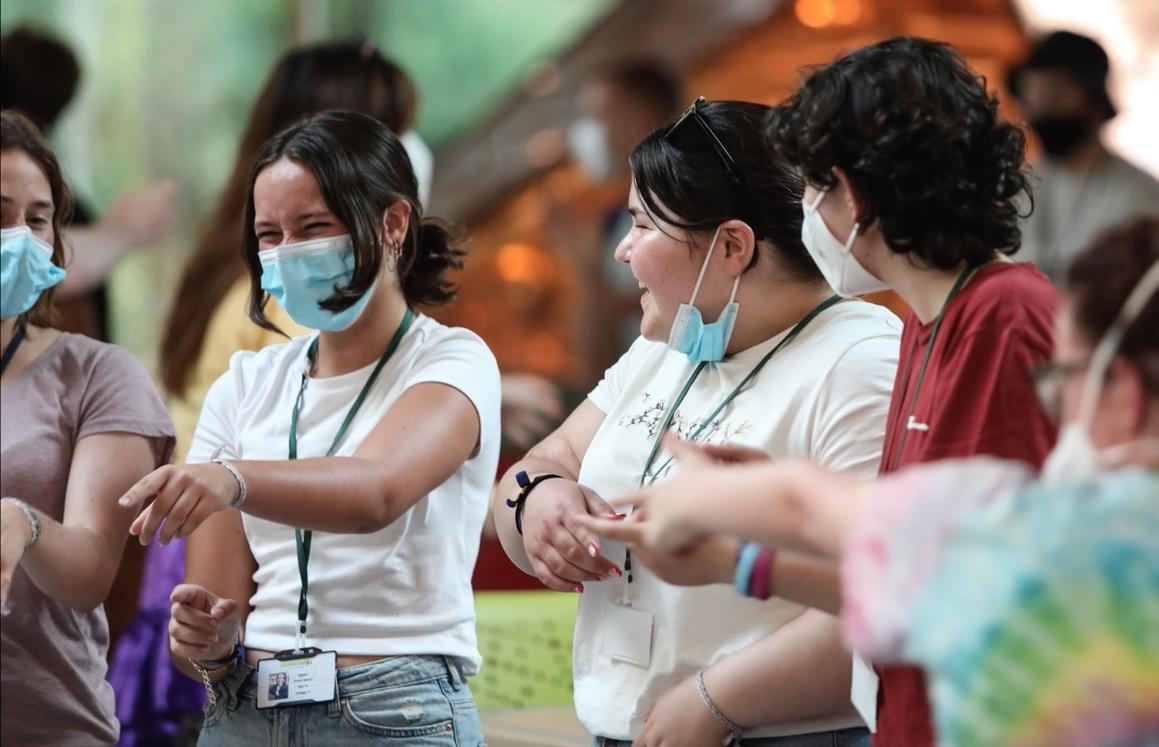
[119,110,500,744]
[492,99,902,747]
[582,216,1159,747]
[0,110,175,745]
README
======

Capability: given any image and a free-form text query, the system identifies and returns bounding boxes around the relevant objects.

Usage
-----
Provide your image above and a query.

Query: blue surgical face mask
[667,227,741,363]
[259,234,374,331]
[1,226,66,320]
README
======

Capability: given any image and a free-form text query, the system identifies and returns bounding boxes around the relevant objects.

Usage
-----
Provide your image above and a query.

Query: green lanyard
[625,294,840,583]
[888,266,975,472]
[289,308,413,649]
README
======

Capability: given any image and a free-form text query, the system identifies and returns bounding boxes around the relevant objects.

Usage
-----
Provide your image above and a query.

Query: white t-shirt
[1020,150,1159,284]
[574,299,901,740]
[187,314,500,674]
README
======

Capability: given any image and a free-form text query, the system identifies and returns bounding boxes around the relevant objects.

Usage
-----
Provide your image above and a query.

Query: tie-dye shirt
[841,458,1159,747]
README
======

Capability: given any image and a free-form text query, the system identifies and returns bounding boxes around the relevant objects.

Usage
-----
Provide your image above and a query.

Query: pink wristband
[748,548,776,600]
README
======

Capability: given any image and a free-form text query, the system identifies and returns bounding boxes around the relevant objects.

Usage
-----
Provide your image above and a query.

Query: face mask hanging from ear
[1042,257,1159,481]
[667,227,741,363]
[801,190,888,297]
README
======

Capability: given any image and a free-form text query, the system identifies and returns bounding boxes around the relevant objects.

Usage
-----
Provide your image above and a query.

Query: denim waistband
[215,654,465,710]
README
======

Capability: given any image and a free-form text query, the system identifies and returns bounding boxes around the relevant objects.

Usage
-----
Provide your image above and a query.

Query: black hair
[629,100,821,283]
[243,109,464,332]
[767,36,1032,270]
[0,27,81,132]
[162,38,418,394]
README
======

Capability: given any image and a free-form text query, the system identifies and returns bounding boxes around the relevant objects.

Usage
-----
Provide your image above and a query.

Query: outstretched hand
[580,436,764,554]
[120,463,240,545]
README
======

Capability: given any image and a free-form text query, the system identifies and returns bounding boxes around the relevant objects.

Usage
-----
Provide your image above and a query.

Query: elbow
[353,483,408,534]
[69,584,112,614]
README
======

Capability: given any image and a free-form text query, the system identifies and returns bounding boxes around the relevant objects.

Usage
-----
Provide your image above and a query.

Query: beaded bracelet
[1,498,41,548]
[748,548,776,600]
[732,542,761,596]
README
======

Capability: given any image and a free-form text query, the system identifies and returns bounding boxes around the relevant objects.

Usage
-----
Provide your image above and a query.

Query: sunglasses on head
[664,97,743,187]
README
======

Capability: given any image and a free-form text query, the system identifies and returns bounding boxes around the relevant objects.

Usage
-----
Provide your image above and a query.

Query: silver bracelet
[211,459,247,509]
[2,498,42,548]
[696,669,744,746]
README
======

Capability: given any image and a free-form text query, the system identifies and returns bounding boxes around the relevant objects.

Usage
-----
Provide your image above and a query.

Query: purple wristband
[748,548,775,600]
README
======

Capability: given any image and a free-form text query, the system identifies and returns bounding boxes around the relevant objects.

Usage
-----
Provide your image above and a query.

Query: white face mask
[1042,257,1159,481]
[566,117,617,181]
[399,130,433,208]
[800,189,888,297]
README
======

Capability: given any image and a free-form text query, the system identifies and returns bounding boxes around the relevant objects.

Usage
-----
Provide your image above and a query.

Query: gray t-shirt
[1020,150,1159,284]
[1,332,175,746]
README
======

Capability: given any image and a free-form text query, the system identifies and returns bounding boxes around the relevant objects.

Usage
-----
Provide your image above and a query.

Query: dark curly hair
[243,110,465,334]
[766,36,1032,270]
[630,100,822,283]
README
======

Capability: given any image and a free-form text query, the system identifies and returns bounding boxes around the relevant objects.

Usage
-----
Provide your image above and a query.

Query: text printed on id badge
[256,648,338,709]
[602,601,654,668]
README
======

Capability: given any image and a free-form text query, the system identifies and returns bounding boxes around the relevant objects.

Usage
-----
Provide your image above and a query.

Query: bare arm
[585,456,867,562]
[126,382,482,540]
[491,398,605,575]
[0,433,156,612]
[57,181,177,299]
[706,610,853,726]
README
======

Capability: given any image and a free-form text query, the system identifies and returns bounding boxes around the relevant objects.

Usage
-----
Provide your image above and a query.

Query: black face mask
[1030,116,1094,158]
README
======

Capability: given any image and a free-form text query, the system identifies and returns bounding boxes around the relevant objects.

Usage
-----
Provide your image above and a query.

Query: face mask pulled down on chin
[666,227,741,364]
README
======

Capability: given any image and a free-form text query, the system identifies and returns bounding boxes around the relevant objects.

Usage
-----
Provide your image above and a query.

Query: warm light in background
[794,0,860,29]
[495,242,556,286]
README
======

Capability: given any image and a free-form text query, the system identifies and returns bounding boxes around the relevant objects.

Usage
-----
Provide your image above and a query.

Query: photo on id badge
[256,649,338,709]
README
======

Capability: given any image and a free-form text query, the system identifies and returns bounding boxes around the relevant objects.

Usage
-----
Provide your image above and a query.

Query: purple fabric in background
[108,540,206,746]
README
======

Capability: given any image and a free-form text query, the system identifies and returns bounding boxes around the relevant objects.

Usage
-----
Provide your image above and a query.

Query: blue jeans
[593,727,869,747]
[198,655,484,746]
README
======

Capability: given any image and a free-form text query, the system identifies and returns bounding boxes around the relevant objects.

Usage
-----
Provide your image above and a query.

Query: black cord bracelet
[507,471,564,535]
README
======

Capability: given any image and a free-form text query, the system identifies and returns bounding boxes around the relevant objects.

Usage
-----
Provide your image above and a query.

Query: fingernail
[613,567,623,578]
[575,584,584,594]
[119,497,131,507]
[587,543,598,558]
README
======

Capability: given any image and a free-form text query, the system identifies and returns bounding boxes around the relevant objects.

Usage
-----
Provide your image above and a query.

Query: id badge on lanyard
[256,310,415,709]
[605,296,842,670]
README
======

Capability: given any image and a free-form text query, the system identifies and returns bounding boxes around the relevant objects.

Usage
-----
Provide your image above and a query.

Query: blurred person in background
[762,37,1061,747]
[0,109,175,746]
[496,98,901,746]
[564,59,684,373]
[1008,30,1159,285]
[110,37,427,746]
[0,25,177,341]
[585,215,1159,747]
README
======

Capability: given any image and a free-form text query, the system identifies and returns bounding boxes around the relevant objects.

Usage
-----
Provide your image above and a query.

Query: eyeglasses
[1033,359,1090,421]
[664,97,743,187]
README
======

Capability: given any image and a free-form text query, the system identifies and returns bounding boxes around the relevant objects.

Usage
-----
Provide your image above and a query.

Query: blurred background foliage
[0,0,614,363]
